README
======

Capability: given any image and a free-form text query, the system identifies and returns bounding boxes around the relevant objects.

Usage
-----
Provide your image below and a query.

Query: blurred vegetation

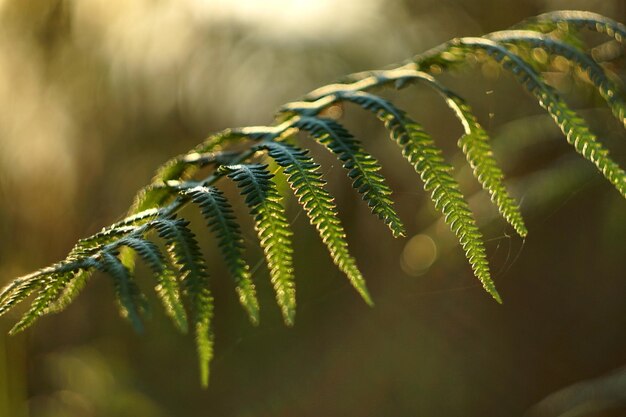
[0,0,624,416]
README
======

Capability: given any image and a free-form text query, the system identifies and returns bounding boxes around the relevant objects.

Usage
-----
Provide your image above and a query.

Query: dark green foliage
[487,30,626,127]
[291,115,405,238]
[96,250,146,333]
[221,164,296,325]
[256,141,372,305]
[119,237,188,332]
[184,186,259,324]
[415,37,626,198]
[1,10,625,386]
[152,217,214,386]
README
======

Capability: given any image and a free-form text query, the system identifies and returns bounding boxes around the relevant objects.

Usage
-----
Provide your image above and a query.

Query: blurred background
[0,0,625,416]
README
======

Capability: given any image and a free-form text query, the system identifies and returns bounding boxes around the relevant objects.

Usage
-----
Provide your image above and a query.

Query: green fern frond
[185,186,259,325]
[8,271,75,335]
[302,84,498,297]
[44,270,91,314]
[96,251,146,332]
[0,259,95,318]
[291,115,405,238]
[340,96,500,301]
[416,37,626,199]
[122,130,249,276]
[152,217,214,385]
[117,237,188,332]
[487,30,626,128]
[522,10,626,44]
[0,272,49,317]
[443,94,528,237]
[256,140,373,305]
[302,70,527,237]
[69,213,154,257]
[399,118,497,300]
[462,37,626,198]
[2,9,626,388]
[221,164,296,325]
[192,286,214,387]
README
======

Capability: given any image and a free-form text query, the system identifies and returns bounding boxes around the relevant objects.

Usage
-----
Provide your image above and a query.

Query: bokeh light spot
[401,234,438,276]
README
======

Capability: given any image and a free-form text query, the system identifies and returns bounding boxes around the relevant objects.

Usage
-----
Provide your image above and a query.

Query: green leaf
[345,96,500,302]
[152,217,214,386]
[443,93,528,237]
[293,116,405,238]
[416,37,626,199]
[119,237,188,333]
[221,164,297,325]
[96,251,146,332]
[487,30,626,128]
[257,141,373,305]
[185,186,260,325]
[8,272,74,335]
[0,272,49,318]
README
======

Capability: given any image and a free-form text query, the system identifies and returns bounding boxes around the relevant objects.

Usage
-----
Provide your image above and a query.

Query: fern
[184,185,259,325]
[306,70,527,237]
[290,115,405,238]
[1,10,625,386]
[118,237,188,332]
[256,140,372,305]
[152,217,214,386]
[5,271,73,335]
[220,164,297,325]
[416,37,626,198]
[519,10,626,44]
[96,250,146,333]
[486,30,626,127]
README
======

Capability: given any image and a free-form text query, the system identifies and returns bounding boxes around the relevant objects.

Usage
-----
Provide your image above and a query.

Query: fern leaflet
[221,164,297,325]
[96,250,146,332]
[118,237,188,332]
[292,115,405,238]
[152,217,214,386]
[337,95,500,301]
[185,186,260,325]
[487,30,626,128]
[416,37,626,198]
[257,141,373,305]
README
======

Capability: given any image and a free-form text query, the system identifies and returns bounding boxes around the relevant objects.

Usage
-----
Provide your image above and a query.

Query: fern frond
[44,270,91,314]
[8,271,75,335]
[291,116,405,238]
[443,94,528,237]
[302,84,499,297]
[185,186,259,325]
[257,141,373,305]
[0,272,48,317]
[416,37,626,198]
[2,10,626,388]
[322,86,527,238]
[152,217,214,385]
[0,259,94,318]
[221,164,297,325]
[45,211,163,312]
[345,97,500,301]
[522,10,626,44]
[96,251,146,332]
[117,237,188,332]
[192,286,214,387]
[487,30,626,128]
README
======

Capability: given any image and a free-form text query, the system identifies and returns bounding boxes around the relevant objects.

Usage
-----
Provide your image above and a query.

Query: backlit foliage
[1,11,625,386]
